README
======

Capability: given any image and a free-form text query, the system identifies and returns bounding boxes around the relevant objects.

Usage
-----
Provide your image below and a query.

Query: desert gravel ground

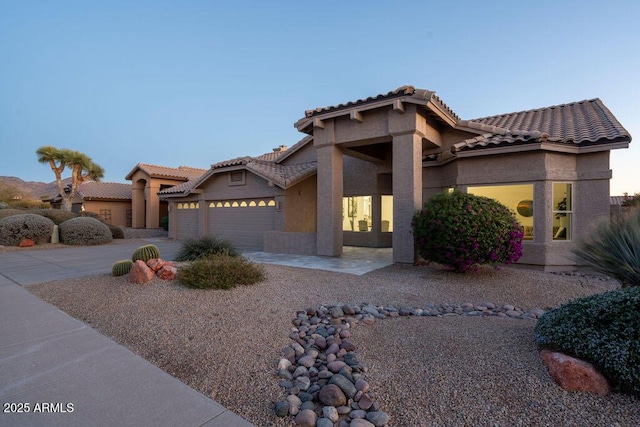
[27,263,640,427]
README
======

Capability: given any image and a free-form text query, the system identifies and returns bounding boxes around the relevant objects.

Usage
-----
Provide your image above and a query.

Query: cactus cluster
[112,259,134,277]
[131,244,160,263]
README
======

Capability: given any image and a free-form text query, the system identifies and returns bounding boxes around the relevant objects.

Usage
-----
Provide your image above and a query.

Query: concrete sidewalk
[0,239,254,427]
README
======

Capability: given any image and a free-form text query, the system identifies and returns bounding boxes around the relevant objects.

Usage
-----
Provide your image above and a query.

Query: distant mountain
[0,176,72,200]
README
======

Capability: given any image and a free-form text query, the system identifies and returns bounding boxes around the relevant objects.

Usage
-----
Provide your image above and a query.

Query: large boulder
[540,350,610,395]
[128,260,155,284]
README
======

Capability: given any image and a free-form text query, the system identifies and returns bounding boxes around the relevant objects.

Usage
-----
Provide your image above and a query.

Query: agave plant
[572,207,640,287]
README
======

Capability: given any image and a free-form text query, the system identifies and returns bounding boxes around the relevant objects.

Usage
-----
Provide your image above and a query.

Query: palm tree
[36,146,105,211]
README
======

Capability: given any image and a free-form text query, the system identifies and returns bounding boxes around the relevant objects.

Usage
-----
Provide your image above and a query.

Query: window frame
[552,182,573,241]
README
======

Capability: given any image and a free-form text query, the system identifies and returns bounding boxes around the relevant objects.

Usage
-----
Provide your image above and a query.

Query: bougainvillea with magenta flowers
[412,191,524,272]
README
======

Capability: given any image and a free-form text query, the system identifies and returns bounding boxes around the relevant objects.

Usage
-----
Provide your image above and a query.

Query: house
[160,86,631,271]
[125,164,207,229]
[47,181,132,226]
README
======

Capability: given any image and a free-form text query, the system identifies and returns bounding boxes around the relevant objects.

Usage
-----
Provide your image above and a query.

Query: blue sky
[1,0,639,195]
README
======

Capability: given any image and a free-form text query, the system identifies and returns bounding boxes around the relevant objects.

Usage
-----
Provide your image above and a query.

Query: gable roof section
[125,163,207,181]
[454,98,631,152]
[159,137,317,197]
[295,85,460,132]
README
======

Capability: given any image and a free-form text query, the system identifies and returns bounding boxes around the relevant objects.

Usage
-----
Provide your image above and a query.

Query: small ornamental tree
[412,191,524,272]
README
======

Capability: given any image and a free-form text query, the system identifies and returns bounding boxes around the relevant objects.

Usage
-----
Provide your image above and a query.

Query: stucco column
[392,132,423,263]
[316,144,343,256]
[132,183,145,228]
[146,184,160,229]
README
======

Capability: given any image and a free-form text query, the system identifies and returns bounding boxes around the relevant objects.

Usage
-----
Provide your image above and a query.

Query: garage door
[208,199,276,250]
[175,202,199,240]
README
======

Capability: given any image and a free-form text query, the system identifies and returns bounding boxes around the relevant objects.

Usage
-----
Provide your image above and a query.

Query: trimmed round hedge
[535,287,640,396]
[59,217,113,246]
[0,214,55,246]
[412,191,524,272]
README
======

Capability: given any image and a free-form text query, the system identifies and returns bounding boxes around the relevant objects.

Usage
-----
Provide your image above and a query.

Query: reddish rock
[147,258,167,272]
[128,260,155,284]
[19,239,35,247]
[156,265,177,280]
[540,350,610,395]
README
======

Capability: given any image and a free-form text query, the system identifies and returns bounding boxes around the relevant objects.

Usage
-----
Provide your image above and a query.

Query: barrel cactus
[112,259,134,277]
[132,244,160,263]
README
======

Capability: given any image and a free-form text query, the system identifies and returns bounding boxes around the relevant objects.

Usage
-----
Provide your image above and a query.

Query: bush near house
[0,214,55,246]
[178,253,265,290]
[160,216,169,231]
[572,207,640,287]
[0,209,27,220]
[412,191,524,272]
[34,209,78,225]
[535,287,640,396]
[80,211,124,239]
[175,235,240,262]
[58,217,113,245]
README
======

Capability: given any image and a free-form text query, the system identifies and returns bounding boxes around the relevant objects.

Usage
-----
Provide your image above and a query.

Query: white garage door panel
[208,204,275,249]
[176,209,199,240]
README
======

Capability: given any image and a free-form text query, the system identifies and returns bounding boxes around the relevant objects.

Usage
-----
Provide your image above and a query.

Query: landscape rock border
[275,301,549,426]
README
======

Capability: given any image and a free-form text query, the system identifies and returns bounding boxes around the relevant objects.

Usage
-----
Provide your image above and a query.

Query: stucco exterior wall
[129,169,188,228]
[284,175,317,233]
[83,200,131,227]
[200,170,282,200]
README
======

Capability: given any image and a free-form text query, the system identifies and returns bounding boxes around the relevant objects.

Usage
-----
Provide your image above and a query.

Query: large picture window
[467,184,534,240]
[342,196,372,232]
[552,183,572,241]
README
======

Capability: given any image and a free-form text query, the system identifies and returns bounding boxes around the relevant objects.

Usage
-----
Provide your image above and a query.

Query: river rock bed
[276,301,545,426]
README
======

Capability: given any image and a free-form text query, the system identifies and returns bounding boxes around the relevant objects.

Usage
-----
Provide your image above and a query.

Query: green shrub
[0,214,55,246]
[0,208,26,220]
[178,254,265,289]
[107,224,125,239]
[78,211,124,239]
[31,209,78,225]
[175,235,240,262]
[160,216,169,231]
[412,191,524,272]
[0,202,8,209]
[572,207,640,287]
[132,244,160,263]
[112,259,134,277]
[80,211,102,220]
[58,217,113,245]
[535,287,640,396]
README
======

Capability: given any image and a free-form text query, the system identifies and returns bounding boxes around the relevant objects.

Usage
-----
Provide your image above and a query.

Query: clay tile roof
[296,86,459,132]
[157,180,197,195]
[304,85,416,117]
[126,163,207,181]
[78,181,132,200]
[455,98,630,151]
[247,160,317,189]
[211,156,252,169]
